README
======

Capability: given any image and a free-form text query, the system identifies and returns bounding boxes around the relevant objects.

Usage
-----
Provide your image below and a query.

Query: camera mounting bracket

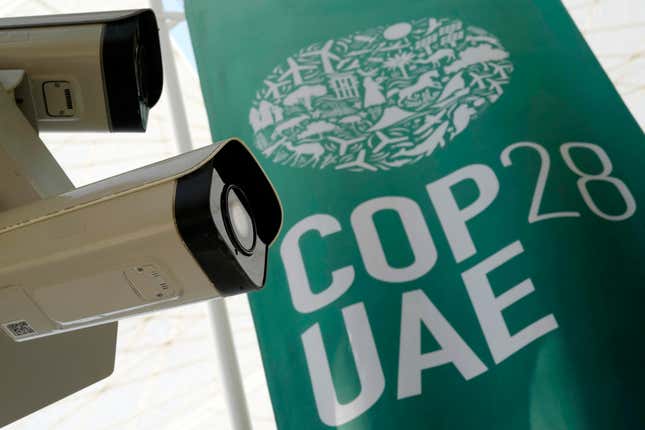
[0,70,118,428]
[0,69,72,209]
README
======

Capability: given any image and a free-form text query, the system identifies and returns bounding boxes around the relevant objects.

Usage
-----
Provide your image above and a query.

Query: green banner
[186,0,645,428]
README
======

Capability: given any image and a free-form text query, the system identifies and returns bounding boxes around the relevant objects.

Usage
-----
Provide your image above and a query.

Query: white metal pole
[149,0,193,154]
[148,2,253,430]
[208,300,253,430]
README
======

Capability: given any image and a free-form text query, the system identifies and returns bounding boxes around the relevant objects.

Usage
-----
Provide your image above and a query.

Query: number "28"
[501,142,636,223]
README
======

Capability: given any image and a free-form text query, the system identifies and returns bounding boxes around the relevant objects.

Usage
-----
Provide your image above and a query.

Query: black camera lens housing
[174,140,283,296]
[102,10,163,132]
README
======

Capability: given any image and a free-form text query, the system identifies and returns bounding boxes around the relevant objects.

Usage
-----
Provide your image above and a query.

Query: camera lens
[222,185,257,255]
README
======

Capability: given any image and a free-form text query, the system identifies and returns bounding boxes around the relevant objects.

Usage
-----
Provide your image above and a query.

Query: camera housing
[0,139,282,341]
[0,9,163,132]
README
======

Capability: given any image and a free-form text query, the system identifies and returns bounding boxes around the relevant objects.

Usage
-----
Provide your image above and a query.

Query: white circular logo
[249,17,513,172]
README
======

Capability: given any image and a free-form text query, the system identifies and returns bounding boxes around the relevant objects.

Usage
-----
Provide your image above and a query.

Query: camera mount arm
[0,70,73,207]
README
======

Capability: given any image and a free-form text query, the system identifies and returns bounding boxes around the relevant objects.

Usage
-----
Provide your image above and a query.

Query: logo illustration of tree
[384,52,415,79]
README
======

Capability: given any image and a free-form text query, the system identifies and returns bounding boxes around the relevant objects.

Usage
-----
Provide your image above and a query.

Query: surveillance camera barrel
[0,9,163,132]
[0,139,282,341]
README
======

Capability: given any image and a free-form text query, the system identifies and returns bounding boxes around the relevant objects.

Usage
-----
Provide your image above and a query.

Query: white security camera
[0,9,282,424]
[0,9,162,132]
[0,139,283,341]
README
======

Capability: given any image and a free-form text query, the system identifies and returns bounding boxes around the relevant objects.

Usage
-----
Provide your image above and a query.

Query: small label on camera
[2,320,36,339]
[124,265,177,302]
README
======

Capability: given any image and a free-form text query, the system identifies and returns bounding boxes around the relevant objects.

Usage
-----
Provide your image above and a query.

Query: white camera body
[0,139,282,341]
[0,10,163,132]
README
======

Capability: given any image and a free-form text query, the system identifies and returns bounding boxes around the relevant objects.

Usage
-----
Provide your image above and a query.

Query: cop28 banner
[186,0,645,428]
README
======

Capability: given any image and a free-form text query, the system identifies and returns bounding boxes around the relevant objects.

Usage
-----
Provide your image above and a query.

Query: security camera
[0,9,162,132]
[0,139,283,342]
